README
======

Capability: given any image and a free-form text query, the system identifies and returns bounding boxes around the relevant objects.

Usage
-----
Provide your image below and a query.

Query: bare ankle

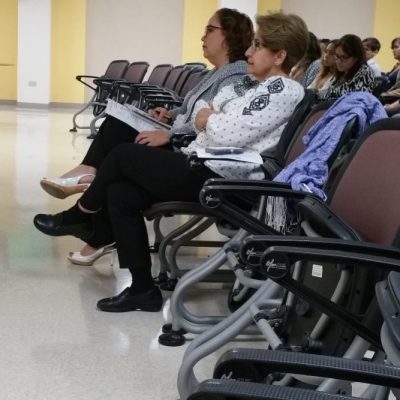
[77,202,98,214]
[60,165,97,180]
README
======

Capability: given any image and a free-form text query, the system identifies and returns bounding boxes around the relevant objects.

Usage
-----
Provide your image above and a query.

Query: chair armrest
[142,93,176,102]
[240,235,400,273]
[199,181,313,210]
[171,133,196,149]
[75,74,102,91]
[139,88,174,97]
[213,349,400,388]
[145,98,183,109]
[203,177,292,189]
[188,379,363,400]
[200,181,358,240]
[246,241,386,348]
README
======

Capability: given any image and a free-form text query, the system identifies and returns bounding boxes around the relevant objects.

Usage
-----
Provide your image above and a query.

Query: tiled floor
[0,105,392,400]
[0,105,235,400]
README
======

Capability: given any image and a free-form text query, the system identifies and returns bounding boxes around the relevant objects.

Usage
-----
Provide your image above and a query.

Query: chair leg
[70,93,97,132]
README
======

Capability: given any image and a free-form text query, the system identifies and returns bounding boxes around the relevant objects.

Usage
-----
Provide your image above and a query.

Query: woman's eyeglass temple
[334,53,351,61]
[251,38,265,51]
[204,25,222,35]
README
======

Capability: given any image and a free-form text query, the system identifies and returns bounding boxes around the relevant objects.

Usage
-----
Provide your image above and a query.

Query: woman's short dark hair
[216,8,254,62]
[335,34,366,80]
[362,37,381,52]
[256,12,309,74]
[391,37,400,49]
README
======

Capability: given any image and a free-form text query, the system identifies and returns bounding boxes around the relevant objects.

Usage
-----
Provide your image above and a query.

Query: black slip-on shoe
[33,213,92,240]
[97,287,163,312]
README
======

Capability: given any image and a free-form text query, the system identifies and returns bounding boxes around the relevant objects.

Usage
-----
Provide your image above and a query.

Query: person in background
[290,31,321,88]
[40,8,254,266]
[381,36,400,104]
[386,36,400,85]
[362,37,382,77]
[319,38,330,54]
[33,12,309,313]
[321,34,375,101]
[308,39,338,96]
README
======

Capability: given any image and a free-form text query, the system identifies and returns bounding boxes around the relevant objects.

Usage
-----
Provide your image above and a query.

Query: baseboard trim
[17,102,49,109]
[50,102,85,109]
[0,100,85,109]
[0,99,17,105]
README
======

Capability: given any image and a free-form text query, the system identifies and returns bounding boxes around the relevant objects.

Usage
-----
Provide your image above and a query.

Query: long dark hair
[290,31,321,81]
[334,34,366,81]
[216,8,254,62]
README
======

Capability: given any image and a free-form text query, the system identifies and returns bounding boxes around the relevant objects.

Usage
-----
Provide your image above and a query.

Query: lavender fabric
[274,92,387,199]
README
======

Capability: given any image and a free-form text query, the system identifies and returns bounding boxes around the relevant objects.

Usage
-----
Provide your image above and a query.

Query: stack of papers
[105,99,170,132]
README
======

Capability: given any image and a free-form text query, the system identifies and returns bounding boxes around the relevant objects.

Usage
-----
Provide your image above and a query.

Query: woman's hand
[195,108,217,131]
[134,130,170,147]
[148,107,172,122]
[384,100,400,114]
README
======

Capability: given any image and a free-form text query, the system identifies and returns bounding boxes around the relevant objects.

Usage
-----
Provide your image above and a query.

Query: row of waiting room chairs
[69,59,400,398]
[69,60,208,136]
[180,117,400,399]
[138,92,400,399]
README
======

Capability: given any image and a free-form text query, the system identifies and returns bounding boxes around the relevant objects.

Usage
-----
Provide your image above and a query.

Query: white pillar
[17,0,51,104]
[218,0,258,25]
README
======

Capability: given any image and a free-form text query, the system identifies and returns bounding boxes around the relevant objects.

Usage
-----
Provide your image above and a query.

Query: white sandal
[67,243,116,266]
[40,174,95,199]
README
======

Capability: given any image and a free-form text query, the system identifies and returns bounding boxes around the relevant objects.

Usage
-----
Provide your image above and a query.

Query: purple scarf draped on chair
[274,92,387,199]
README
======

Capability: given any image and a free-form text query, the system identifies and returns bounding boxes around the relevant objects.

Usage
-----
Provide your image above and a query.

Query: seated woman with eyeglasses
[320,34,375,101]
[308,39,338,96]
[33,12,309,313]
[39,8,253,265]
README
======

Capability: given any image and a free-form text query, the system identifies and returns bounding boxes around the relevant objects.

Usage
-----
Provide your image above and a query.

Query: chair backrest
[104,59,129,79]
[122,61,149,83]
[284,99,335,165]
[173,66,196,95]
[177,69,208,97]
[162,65,185,91]
[328,118,400,246]
[283,99,361,193]
[262,90,317,168]
[146,64,174,86]
[184,62,208,70]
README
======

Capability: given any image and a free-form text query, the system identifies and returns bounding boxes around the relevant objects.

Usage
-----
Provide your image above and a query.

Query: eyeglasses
[250,38,265,52]
[204,24,223,36]
[334,53,351,62]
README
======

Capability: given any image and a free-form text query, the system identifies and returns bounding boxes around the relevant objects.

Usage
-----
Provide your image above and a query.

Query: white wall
[219,0,258,24]
[17,0,51,104]
[85,0,184,79]
[282,0,375,39]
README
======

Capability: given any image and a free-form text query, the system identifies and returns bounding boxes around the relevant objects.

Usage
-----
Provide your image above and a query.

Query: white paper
[196,147,263,164]
[105,99,170,132]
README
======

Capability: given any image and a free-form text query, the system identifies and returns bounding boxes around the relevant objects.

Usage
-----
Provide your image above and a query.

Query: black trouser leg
[78,144,206,293]
[82,116,140,169]
[107,182,153,292]
[79,143,205,211]
[86,208,115,248]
